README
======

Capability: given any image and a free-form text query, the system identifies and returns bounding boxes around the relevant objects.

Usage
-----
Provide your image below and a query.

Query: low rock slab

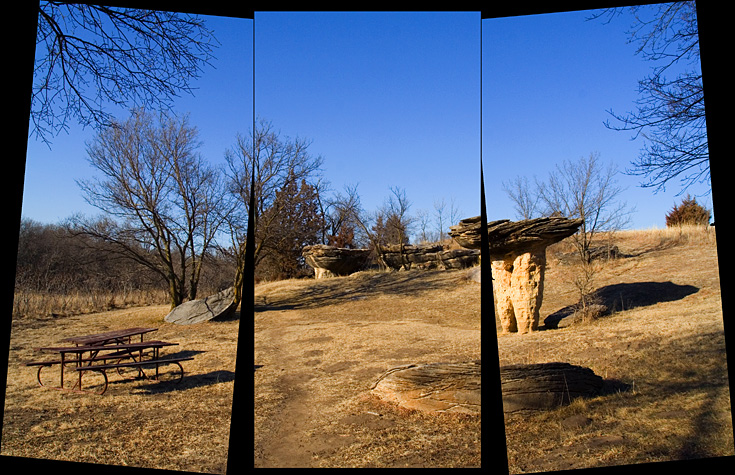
[164,287,236,325]
[371,360,481,415]
[501,362,603,413]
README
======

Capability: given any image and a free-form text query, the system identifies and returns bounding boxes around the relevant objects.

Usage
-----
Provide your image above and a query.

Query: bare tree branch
[32,2,218,146]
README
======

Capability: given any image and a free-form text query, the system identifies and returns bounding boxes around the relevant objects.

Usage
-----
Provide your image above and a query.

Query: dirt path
[253,270,482,468]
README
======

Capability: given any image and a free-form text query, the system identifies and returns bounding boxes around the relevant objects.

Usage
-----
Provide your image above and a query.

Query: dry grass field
[253,268,482,468]
[501,226,734,472]
[2,225,733,471]
[1,306,238,473]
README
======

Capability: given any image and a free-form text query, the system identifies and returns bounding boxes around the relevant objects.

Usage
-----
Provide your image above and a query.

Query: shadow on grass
[133,369,236,394]
[254,269,471,312]
[543,281,699,329]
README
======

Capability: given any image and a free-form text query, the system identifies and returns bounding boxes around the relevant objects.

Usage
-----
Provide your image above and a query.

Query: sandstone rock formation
[449,216,584,257]
[302,245,371,278]
[371,361,480,415]
[381,244,480,271]
[500,362,603,413]
[164,286,236,325]
[449,216,583,333]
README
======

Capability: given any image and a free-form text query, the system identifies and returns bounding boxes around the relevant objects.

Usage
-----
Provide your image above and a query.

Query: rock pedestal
[302,245,371,278]
[449,216,583,333]
[492,251,546,333]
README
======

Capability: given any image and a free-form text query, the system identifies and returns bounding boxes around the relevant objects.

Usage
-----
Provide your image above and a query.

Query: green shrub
[665,194,711,227]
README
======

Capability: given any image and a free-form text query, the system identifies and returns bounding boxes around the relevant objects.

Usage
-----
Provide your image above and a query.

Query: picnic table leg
[155,347,160,380]
[139,348,144,378]
[77,351,83,390]
[60,353,63,389]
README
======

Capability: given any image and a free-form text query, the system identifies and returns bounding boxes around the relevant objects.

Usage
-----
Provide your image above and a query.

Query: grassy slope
[2,226,732,471]
[500,226,734,472]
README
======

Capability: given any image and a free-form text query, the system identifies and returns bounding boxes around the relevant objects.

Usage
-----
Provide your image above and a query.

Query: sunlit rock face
[302,245,371,278]
[449,216,583,333]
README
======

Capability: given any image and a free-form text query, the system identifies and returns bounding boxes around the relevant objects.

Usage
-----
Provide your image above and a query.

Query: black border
[3,2,732,474]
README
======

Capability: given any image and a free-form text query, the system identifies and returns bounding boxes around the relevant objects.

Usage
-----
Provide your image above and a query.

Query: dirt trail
[253,270,482,468]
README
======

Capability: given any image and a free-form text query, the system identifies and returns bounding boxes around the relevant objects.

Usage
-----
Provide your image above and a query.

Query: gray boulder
[164,287,236,325]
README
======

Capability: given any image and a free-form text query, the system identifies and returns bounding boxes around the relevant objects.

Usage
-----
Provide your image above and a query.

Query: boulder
[164,287,236,325]
[501,362,603,413]
[371,360,481,415]
[449,216,583,333]
[302,245,371,278]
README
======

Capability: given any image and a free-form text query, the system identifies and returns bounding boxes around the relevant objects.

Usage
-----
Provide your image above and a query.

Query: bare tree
[74,109,227,308]
[447,197,464,237]
[432,196,464,242]
[224,119,323,302]
[502,175,541,219]
[33,2,218,146]
[415,208,432,243]
[383,186,414,269]
[538,152,632,262]
[322,183,363,248]
[591,2,707,194]
[433,198,447,243]
[537,152,634,318]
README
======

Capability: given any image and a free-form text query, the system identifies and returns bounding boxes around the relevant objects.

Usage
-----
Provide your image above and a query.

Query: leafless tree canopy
[537,152,632,261]
[224,119,324,295]
[591,2,707,194]
[74,109,228,308]
[33,2,218,145]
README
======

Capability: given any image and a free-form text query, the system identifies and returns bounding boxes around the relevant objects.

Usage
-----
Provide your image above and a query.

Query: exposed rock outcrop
[381,244,480,271]
[302,245,371,278]
[449,216,584,258]
[371,360,481,415]
[449,216,584,333]
[501,362,603,413]
[164,287,236,325]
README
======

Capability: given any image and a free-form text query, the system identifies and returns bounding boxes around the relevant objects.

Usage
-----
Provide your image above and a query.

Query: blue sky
[21,8,713,236]
[483,7,711,228]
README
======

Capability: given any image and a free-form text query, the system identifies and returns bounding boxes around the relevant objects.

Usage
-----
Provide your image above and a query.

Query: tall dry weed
[12,288,170,320]
[622,224,716,248]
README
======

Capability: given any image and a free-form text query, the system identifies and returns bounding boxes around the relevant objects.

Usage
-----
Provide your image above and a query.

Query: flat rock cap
[449,216,584,256]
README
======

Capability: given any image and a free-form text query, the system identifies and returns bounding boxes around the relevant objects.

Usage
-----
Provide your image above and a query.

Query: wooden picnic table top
[37,340,178,354]
[58,327,158,346]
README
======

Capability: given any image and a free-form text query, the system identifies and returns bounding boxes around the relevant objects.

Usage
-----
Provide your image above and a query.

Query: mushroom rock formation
[381,244,480,271]
[449,216,584,333]
[302,244,371,278]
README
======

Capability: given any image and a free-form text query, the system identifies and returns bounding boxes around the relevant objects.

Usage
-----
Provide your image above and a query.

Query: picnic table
[26,327,193,395]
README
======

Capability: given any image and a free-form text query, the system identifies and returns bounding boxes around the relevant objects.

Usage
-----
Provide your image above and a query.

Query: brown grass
[253,268,481,467]
[2,305,237,473]
[500,225,733,472]
[2,224,732,471]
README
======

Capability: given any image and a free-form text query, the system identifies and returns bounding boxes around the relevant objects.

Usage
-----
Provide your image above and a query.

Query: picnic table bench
[26,327,193,395]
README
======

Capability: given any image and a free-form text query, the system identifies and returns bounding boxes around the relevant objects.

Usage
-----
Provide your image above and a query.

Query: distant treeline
[12,218,236,318]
